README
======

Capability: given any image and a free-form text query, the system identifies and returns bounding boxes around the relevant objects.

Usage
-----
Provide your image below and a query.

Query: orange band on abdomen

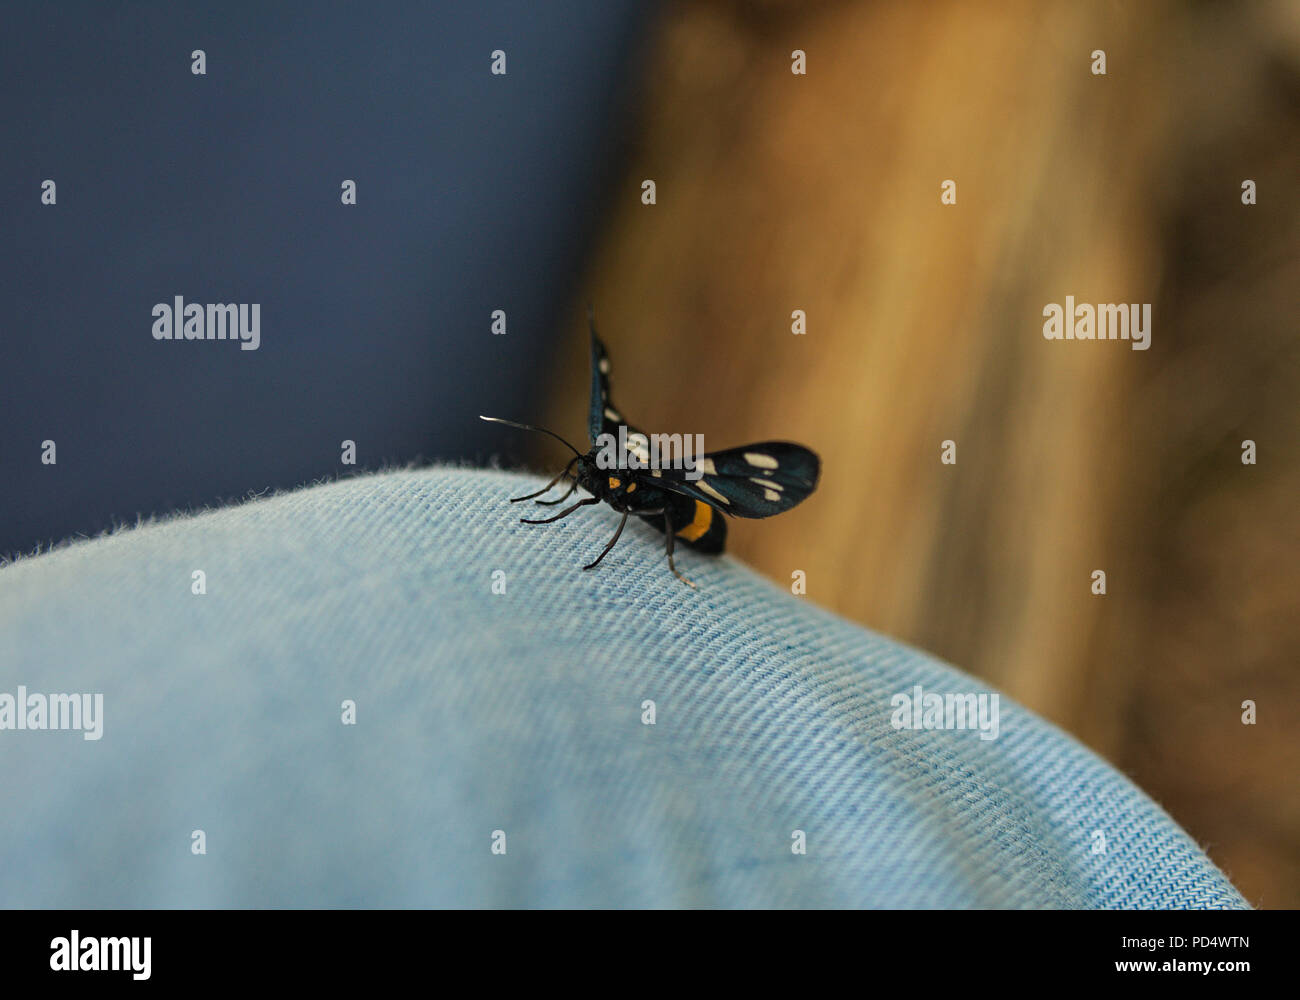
[676,500,713,542]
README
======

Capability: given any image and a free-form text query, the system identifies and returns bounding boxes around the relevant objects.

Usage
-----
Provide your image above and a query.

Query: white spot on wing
[751,477,782,490]
[626,433,649,461]
[763,488,781,502]
[698,481,730,505]
[598,358,610,374]
[744,452,778,470]
[604,407,621,422]
[700,458,716,475]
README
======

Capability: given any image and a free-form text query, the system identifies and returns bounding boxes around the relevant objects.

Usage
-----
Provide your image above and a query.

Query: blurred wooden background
[539,0,1300,907]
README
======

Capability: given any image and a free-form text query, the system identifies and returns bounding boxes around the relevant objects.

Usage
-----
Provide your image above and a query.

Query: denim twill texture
[0,468,1249,908]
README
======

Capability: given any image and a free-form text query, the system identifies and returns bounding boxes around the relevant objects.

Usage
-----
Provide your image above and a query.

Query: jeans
[0,468,1249,908]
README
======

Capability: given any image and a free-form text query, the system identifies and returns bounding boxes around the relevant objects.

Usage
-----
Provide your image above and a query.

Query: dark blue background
[0,1,649,556]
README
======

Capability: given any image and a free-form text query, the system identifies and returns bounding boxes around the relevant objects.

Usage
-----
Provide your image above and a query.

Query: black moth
[481,311,820,586]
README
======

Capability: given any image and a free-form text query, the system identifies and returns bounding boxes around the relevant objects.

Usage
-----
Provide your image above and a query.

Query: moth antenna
[479,415,584,459]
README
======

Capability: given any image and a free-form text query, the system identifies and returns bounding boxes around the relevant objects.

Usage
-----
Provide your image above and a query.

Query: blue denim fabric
[0,468,1248,908]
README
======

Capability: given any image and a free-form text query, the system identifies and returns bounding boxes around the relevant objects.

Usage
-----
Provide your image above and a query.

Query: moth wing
[587,315,609,443]
[588,313,654,466]
[645,442,820,519]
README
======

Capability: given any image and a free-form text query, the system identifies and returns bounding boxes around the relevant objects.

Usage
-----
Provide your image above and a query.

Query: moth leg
[520,497,597,525]
[663,510,697,589]
[534,479,578,506]
[583,509,629,570]
[510,457,578,503]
